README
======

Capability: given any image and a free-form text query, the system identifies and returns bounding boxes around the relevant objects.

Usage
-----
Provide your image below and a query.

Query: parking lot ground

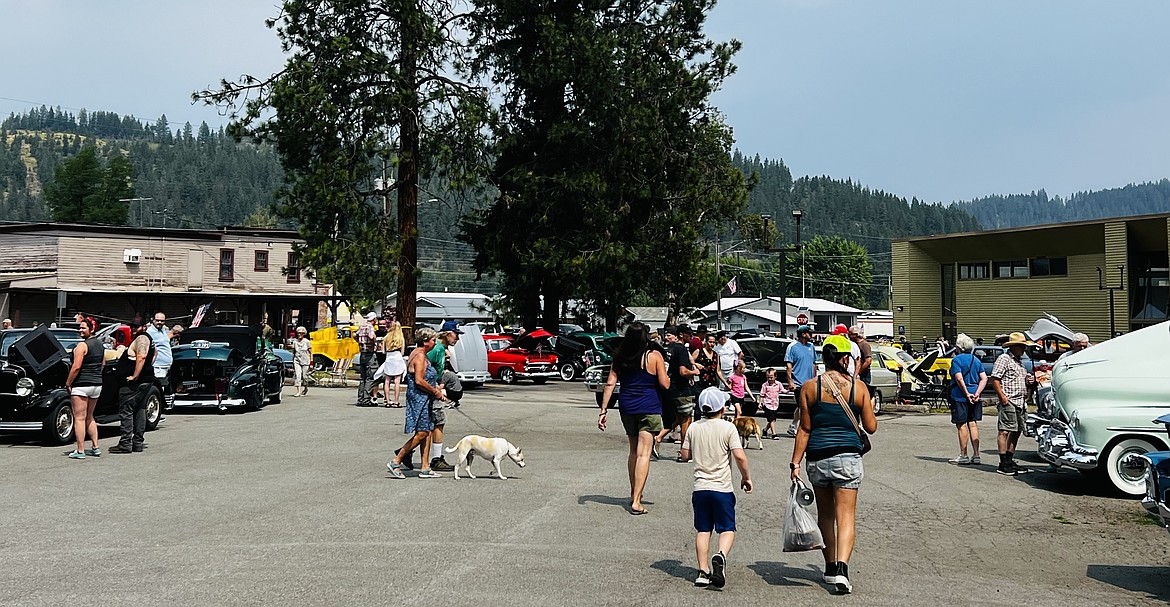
[2,382,1168,606]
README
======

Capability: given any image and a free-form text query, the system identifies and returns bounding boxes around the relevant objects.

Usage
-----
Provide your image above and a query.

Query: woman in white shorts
[65,317,105,459]
[378,316,407,407]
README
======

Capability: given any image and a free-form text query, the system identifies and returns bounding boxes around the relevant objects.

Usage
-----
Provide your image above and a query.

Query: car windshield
[893,349,916,365]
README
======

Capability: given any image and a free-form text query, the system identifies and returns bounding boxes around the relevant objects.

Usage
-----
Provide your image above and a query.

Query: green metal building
[892,213,1170,343]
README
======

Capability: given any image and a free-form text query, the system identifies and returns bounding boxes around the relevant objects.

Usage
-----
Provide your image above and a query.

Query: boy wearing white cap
[680,387,753,589]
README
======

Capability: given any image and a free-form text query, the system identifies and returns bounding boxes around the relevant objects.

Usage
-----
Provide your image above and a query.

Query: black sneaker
[823,561,839,584]
[709,551,726,588]
[1010,461,1031,474]
[430,457,456,472]
[833,562,852,594]
[996,464,1017,476]
[694,570,711,587]
[108,445,133,454]
[394,448,414,470]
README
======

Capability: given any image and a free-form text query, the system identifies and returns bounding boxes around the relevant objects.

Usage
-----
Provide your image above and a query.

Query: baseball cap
[831,324,849,335]
[664,325,681,336]
[697,387,729,414]
[796,324,812,335]
[365,312,377,321]
[823,334,853,357]
[440,320,465,334]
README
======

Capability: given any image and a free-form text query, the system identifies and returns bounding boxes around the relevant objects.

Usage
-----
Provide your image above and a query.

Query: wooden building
[0,222,327,335]
[892,213,1170,343]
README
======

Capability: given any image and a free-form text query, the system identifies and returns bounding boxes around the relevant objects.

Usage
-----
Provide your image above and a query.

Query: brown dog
[734,417,764,450]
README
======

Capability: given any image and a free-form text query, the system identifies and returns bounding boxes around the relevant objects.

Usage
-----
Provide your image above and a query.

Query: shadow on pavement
[0,425,122,447]
[577,494,654,511]
[1086,565,1170,602]
[650,559,696,582]
[747,561,826,591]
[913,453,1120,498]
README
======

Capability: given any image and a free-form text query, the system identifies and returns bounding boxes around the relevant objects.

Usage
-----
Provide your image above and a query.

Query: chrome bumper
[518,370,558,379]
[457,372,491,384]
[172,397,247,409]
[1034,417,1099,470]
[0,421,43,431]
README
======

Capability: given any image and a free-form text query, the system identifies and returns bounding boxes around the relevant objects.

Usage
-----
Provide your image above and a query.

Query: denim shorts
[806,453,864,490]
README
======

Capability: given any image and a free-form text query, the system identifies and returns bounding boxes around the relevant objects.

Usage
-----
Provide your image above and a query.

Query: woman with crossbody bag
[946,333,987,465]
[788,335,878,594]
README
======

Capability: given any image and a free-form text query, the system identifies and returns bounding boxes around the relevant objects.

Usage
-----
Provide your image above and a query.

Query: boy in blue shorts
[680,387,753,588]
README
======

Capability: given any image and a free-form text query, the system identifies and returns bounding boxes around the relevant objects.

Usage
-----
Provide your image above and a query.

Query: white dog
[445,435,526,480]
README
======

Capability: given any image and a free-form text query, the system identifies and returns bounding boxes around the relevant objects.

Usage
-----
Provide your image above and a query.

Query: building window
[813,314,831,331]
[219,249,234,282]
[992,259,1029,278]
[958,262,989,280]
[1030,257,1067,277]
[254,250,269,272]
[286,252,301,283]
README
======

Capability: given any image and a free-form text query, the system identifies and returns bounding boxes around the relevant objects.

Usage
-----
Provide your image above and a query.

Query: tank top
[616,352,661,415]
[74,337,105,387]
[806,375,863,461]
[116,335,156,385]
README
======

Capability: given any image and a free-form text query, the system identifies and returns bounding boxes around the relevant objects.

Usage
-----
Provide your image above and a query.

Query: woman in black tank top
[66,317,105,459]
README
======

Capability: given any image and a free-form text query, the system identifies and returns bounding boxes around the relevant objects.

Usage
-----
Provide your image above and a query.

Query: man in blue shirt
[784,325,816,437]
[146,312,173,414]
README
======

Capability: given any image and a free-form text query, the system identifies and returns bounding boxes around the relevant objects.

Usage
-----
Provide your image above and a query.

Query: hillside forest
[3,107,1169,310]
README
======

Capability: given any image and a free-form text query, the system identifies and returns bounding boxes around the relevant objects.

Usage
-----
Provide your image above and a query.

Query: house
[892,212,1170,342]
[693,296,863,336]
[623,306,671,334]
[0,222,323,335]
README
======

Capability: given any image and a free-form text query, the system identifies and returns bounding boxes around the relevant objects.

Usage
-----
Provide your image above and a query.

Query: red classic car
[484,330,559,384]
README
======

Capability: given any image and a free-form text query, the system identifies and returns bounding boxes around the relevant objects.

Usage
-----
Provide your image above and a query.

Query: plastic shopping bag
[782,480,825,552]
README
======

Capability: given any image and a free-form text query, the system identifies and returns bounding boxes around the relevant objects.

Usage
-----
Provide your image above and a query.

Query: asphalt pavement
[2,382,1168,606]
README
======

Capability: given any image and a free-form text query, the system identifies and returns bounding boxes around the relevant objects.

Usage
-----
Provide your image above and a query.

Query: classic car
[1028,320,1170,496]
[812,344,898,414]
[484,330,559,384]
[553,331,617,382]
[1139,413,1170,534]
[171,326,285,411]
[0,326,163,445]
[308,324,359,371]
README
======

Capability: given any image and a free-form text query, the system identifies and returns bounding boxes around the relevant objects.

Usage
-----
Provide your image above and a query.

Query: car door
[869,353,899,393]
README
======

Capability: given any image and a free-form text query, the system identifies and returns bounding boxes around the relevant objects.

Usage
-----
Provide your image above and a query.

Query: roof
[389,291,491,321]
[735,308,802,325]
[772,297,864,314]
[0,221,300,242]
[697,297,760,313]
[625,307,671,321]
[892,211,1170,243]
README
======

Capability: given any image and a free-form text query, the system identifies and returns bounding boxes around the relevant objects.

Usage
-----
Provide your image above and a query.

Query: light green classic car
[1030,321,1170,497]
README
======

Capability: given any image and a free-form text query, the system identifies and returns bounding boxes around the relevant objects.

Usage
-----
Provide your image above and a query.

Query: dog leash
[448,404,499,438]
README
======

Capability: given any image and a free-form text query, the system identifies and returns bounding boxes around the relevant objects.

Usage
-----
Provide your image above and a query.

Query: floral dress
[403,357,437,433]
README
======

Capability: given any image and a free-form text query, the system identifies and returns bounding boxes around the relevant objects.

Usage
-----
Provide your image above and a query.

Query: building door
[941,263,957,342]
[187,250,203,291]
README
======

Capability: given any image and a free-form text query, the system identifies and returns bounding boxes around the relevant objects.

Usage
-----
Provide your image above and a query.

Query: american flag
[190,303,212,328]
[726,276,737,295]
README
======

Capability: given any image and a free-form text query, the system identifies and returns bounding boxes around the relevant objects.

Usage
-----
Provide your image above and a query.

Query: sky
[2,0,1169,203]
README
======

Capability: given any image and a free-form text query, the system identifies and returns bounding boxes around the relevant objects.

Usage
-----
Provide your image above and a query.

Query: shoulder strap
[824,373,864,439]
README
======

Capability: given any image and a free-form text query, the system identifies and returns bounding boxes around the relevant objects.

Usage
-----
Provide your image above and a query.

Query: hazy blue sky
[2,0,1168,203]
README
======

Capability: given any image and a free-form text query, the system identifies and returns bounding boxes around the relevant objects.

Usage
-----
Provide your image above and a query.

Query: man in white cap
[355,312,379,407]
[680,386,752,589]
[1,318,12,330]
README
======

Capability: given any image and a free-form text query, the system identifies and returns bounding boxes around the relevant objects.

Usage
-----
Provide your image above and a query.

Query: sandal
[386,462,405,479]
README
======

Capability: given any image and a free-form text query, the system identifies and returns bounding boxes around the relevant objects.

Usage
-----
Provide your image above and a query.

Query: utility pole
[761,210,804,335]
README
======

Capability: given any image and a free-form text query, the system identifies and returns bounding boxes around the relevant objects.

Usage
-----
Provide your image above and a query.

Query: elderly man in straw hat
[990,332,1036,476]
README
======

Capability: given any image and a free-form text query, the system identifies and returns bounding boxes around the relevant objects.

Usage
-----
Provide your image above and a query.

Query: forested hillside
[952,181,1170,229]
[1,106,283,228]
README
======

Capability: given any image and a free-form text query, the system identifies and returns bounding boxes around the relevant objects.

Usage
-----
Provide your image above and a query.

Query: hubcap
[1119,447,1149,483]
[57,409,73,439]
[147,395,161,423]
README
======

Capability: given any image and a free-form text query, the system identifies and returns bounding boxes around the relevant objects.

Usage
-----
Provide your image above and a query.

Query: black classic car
[171,326,284,411]
[0,326,164,445]
[1140,413,1170,535]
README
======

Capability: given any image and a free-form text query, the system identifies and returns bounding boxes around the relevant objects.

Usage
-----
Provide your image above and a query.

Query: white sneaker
[786,424,798,437]
[949,455,971,465]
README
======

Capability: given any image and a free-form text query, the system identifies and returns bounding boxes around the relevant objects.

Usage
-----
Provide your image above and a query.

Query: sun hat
[440,320,465,334]
[697,387,729,414]
[296,326,307,335]
[1003,332,1036,347]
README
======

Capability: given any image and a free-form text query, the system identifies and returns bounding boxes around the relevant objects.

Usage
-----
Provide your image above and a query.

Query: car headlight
[15,377,34,397]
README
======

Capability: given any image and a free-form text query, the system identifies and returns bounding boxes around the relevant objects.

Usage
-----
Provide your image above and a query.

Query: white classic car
[1029,320,1170,497]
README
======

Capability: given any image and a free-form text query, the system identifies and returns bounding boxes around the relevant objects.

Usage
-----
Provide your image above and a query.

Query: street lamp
[761,209,804,336]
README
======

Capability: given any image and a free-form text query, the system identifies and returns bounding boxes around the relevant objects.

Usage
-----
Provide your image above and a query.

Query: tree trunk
[541,285,560,333]
[396,16,420,343]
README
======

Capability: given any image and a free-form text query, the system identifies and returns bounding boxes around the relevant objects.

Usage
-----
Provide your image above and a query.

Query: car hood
[1025,314,1077,343]
[511,329,555,352]
[1052,321,1170,412]
[906,350,939,384]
